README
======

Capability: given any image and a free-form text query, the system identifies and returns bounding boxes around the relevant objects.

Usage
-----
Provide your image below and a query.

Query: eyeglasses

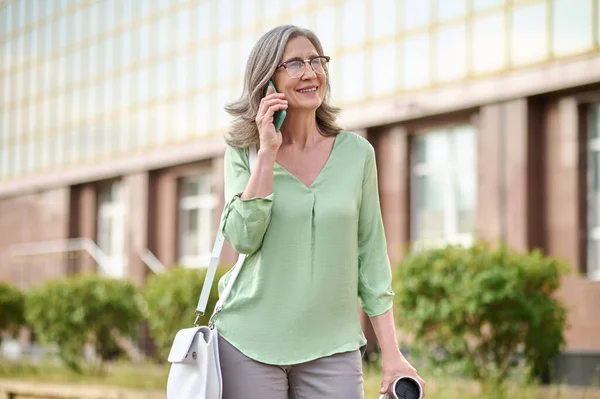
[277,55,330,78]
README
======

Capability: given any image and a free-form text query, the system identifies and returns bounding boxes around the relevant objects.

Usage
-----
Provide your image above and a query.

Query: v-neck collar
[274,132,343,190]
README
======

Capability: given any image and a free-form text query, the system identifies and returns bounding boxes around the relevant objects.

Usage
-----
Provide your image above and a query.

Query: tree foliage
[393,242,568,389]
[0,282,25,338]
[141,266,228,360]
[24,274,144,373]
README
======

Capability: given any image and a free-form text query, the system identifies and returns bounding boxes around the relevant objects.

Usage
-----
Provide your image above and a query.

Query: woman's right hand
[255,85,287,157]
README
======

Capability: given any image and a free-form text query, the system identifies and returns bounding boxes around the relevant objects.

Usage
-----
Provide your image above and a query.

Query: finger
[263,103,288,121]
[258,99,287,119]
[380,375,392,394]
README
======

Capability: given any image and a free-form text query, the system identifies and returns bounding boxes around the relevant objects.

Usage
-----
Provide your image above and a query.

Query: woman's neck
[280,110,321,149]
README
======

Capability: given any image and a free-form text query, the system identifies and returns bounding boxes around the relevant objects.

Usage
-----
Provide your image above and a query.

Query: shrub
[393,242,568,390]
[0,283,25,338]
[24,274,144,373]
[142,266,229,360]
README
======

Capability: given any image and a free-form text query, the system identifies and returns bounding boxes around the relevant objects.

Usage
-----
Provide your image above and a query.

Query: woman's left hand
[380,351,426,397]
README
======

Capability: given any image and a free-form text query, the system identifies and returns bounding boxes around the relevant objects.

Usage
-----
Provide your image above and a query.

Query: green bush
[142,266,229,360]
[393,242,568,391]
[0,282,25,338]
[24,274,144,373]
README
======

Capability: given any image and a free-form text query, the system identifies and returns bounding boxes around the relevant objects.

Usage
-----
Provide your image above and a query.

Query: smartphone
[267,80,286,132]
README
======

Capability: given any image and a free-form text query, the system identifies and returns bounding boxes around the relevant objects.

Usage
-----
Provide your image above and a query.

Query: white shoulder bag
[166,145,258,399]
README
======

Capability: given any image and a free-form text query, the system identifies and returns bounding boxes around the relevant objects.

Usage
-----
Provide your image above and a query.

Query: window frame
[177,171,217,268]
[410,124,477,250]
[586,104,600,280]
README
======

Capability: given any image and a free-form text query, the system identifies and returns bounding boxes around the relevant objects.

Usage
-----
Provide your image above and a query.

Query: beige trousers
[218,335,364,399]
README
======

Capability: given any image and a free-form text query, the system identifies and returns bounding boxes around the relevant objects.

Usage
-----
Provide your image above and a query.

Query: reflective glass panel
[342,0,365,47]
[511,3,547,66]
[404,0,430,30]
[315,6,336,54]
[371,0,396,39]
[371,42,397,96]
[414,174,446,240]
[340,51,365,103]
[552,0,593,57]
[472,13,505,74]
[403,34,430,89]
[436,24,467,82]
[437,0,467,21]
[194,1,211,42]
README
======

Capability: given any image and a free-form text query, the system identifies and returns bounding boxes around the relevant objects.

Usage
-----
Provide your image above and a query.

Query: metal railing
[9,239,167,280]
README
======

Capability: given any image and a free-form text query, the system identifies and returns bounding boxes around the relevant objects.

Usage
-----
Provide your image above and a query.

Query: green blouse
[216,131,394,365]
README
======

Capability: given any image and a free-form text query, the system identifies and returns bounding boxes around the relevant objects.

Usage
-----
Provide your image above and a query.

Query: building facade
[1,0,599,384]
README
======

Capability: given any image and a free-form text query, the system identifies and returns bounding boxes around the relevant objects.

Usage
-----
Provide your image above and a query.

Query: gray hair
[224,25,342,148]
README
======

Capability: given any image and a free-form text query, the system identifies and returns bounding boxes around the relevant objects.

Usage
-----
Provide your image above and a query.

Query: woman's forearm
[369,308,403,357]
[241,149,276,199]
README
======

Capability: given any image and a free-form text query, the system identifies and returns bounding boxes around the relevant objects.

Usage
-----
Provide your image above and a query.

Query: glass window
[240,0,256,28]
[472,12,505,74]
[87,1,101,39]
[264,0,284,25]
[139,23,151,60]
[194,47,212,89]
[289,13,309,29]
[216,87,231,130]
[114,0,132,27]
[192,93,211,136]
[117,30,132,69]
[155,60,169,98]
[97,180,128,278]
[136,66,150,104]
[175,54,191,94]
[175,8,191,46]
[588,105,600,280]
[411,125,476,249]
[24,29,37,63]
[340,51,365,103]
[154,102,169,143]
[136,107,150,146]
[0,145,8,179]
[404,0,430,30]
[342,0,365,47]
[403,34,430,89]
[156,16,171,55]
[510,3,547,66]
[239,33,255,75]
[217,41,232,82]
[436,24,467,82]
[371,42,397,97]
[217,0,232,35]
[552,0,593,57]
[0,4,12,38]
[315,5,336,54]
[178,173,217,268]
[473,0,503,7]
[14,0,25,30]
[437,0,466,21]
[193,1,211,43]
[84,44,96,78]
[173,98,190,139]
[100,0,117,32]
[371,0,396,39]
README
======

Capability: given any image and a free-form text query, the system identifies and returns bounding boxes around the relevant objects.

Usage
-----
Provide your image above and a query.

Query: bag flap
[168,327,201,363]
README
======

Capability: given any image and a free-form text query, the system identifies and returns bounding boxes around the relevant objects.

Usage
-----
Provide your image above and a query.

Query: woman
[217,25,425,399]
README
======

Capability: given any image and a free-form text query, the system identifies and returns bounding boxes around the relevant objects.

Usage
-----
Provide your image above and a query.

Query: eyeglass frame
[276,55,331,78]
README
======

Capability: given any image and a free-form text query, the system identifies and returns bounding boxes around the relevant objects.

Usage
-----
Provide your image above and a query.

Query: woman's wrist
[257,147,278,164]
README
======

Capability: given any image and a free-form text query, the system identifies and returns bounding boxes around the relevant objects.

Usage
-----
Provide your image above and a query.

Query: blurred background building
[0,0,599,384]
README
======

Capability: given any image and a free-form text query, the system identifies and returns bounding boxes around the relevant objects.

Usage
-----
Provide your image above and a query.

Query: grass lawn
[1,357,599,398]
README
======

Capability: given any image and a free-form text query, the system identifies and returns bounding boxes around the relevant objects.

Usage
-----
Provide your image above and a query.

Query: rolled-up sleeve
[221,146,273,255]
[357,145,395,317]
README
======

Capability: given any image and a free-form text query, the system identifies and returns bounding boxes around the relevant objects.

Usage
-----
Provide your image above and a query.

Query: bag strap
[194,145,258,326]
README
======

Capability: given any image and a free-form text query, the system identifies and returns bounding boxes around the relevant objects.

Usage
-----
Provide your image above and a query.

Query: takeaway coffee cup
[379,376,424,399]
